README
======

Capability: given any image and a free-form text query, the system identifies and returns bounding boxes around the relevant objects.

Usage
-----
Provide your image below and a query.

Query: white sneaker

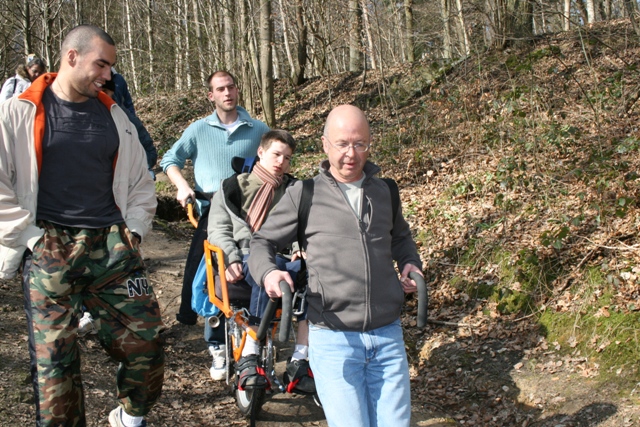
[108,406,146,427]
[209,344,227,381]
[78,312,97,337]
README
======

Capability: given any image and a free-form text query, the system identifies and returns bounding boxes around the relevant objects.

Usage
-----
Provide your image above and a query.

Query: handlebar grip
[256,297,278,341]
[410,272,428,328]
[186,197,199,228]
[278,281,292,343]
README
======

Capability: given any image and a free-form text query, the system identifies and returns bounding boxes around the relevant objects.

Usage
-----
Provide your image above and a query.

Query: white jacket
[0,74,31,102]
[0,73,156,279]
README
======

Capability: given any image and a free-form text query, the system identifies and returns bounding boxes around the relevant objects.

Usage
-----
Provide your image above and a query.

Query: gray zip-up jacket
[249,160,422,332]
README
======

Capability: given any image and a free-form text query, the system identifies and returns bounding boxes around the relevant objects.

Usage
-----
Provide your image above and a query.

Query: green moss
[539,300,640,391]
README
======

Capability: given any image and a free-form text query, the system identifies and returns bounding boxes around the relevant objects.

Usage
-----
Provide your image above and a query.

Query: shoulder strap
[296,177,399,241]
[381,178,400,227]
[297,179,314,250]
[12,78,17,94]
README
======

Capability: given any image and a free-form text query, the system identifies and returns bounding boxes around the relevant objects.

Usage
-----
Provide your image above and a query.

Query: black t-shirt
[37,87,124,228]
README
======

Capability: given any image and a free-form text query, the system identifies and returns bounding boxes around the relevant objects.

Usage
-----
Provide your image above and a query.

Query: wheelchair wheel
[235,387,266,423]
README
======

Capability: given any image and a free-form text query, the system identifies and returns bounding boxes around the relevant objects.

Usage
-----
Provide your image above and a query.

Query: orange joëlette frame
[203,240,261,361]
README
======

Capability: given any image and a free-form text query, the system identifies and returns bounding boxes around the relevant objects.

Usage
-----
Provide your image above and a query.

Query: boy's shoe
[283,358,316,394]
[209,344,227,381]
[108,406,147,427]
[236,354,268,389]
[176,312,197,326]
[78,312,97,337]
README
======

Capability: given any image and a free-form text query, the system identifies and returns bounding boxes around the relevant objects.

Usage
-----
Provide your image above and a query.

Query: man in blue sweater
[160,71,269,380]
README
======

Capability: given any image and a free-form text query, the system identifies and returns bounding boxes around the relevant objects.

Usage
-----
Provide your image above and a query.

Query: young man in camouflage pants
[0,25,163,427]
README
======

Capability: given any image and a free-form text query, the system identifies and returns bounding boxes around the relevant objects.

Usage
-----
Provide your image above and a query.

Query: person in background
[103,75,157,179]
[249,104,423,427]
[0,55,46,102]
[111,67,136,115]
[0,25,163,427]
[207,130,315,394]
[159,70,269,381]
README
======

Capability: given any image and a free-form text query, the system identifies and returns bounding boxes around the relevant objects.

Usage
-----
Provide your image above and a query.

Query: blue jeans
[244,254,302,319]
[205,254,303,344]
[308,319,411,427]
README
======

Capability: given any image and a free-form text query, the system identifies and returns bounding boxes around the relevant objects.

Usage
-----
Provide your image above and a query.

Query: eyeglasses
[325,136,370,153]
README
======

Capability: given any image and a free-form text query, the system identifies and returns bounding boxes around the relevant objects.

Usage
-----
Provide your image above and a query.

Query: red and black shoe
[236,355,269,390]
[283,358,316,395]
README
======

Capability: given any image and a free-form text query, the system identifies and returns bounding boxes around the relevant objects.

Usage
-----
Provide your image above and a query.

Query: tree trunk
[441,0,452,58]
[183,0,192,90]
[349,0,362,71]
[124,0,139,94]
[223,0,233,68]
[174,1,184,91]
[360,0,376,70]
[239,0,254,112]
[146,0,154,80]
[454,0,470,55]
[624,0,640,37]
[278,0,296,78]
[192,0,206,86]
[103,0,108,33]
[293,0,307,84]
[22,0,32,56]
[74,0,82,25]
[260,0,275,126]
[586,0,596,23]
[42,0,55,70]
[575,0,588,26]
[404,0,414,63]
[564,0,570,31]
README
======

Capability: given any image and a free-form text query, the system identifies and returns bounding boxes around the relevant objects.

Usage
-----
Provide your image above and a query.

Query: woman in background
[0,55,46,102]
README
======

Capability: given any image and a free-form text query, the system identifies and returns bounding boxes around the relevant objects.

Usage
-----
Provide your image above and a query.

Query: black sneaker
[176,312,197,326]
[236,355,269,390]
[283,358,316,394]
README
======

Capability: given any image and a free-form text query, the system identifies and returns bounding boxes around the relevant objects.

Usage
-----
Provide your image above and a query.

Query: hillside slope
[139,19,640,426]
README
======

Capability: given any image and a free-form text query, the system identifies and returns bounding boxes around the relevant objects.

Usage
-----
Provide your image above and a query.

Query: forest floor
[1,173,638,426]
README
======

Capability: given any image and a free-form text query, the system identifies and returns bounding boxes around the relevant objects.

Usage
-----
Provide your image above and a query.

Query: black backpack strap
[381,178,400,228]
[297,179,314,251]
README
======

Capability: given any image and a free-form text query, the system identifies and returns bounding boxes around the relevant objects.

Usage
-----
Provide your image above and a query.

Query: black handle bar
[256,281,292,342]
[410,272,428,328]
[186,191,213,206]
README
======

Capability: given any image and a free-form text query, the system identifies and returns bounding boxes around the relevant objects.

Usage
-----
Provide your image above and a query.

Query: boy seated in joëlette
[206,129,315,393]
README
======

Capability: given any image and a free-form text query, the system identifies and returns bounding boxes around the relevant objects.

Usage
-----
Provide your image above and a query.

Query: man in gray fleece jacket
[249,104,423,427]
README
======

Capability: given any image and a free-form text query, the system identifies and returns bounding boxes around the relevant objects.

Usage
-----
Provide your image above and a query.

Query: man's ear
[68,49,79,65]
[321,136,329,153]
[206,91,214,103]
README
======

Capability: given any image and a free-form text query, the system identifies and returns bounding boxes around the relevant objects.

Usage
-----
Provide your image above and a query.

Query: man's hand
[225,262,244,283]
[263,269,294,298]
[399,264,423,294]
[177,185,196,208]
[290,250,306,261]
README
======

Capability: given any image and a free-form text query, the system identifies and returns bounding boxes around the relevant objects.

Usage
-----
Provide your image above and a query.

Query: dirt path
[0,224,638,426]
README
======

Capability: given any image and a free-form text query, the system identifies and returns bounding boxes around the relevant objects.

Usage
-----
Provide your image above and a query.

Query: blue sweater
[159,106,269,211]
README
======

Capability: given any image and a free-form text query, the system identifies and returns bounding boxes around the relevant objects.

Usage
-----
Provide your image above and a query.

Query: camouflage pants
[21,222,165,427]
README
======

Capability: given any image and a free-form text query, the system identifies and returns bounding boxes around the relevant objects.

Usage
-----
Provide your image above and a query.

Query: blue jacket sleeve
[112,73,136,115]
[124,108,157,169]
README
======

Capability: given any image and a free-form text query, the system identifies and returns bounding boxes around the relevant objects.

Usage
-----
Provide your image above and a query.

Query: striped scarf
[245,162,283,232]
